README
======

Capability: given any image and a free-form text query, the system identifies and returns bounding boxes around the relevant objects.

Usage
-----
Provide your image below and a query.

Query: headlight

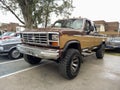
[49,32,59,47]
[0,46,4,51]
[51,34,59,41]
[49,33,59,41]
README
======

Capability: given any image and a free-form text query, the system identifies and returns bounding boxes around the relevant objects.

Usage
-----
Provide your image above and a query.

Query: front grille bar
[22,32,48,46]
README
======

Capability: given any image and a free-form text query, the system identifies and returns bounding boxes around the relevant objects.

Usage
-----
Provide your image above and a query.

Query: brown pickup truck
[17,18,106,79]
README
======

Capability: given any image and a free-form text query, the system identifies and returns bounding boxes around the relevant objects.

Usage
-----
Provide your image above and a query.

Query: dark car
[106,36,120,49]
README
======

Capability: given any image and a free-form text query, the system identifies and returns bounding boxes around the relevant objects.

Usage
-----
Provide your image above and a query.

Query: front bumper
[17,44,60,60]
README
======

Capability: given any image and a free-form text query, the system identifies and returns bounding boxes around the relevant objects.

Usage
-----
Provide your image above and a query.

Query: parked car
[106,36,120,49]
[0,32,23,59]
[0,32,17,40]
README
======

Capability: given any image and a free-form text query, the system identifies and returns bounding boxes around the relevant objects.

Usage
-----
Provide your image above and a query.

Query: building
[106,22,119,32]
[0,23,19,32]
[94,20,119,32]
[94,20,106,32]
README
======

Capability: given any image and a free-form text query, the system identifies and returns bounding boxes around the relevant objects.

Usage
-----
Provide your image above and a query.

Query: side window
[54,22,62,28]
[84,20,91,34]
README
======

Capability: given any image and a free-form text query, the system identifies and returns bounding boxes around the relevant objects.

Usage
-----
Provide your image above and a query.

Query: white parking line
[0,64,41,79]
[0,59,24,65]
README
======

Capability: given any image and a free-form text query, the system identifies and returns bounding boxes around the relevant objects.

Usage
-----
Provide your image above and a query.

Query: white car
[0,32,22,59]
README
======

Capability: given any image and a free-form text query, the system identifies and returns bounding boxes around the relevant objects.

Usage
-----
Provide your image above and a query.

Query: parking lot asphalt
[0,54,120,90]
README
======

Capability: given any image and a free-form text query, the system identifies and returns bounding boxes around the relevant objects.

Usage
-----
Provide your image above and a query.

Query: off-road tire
[8,48,23,59]
[59,49,82,79]
[96,44,105,59]
[24,54,41,65]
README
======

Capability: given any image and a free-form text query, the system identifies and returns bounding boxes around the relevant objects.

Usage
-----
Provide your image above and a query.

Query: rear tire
[8,48,23,59]
[96,44,105,59]
[59,49,82,79]
[24,54,41,65]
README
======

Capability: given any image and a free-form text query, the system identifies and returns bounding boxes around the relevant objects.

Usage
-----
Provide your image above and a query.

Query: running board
[82,52,95,56]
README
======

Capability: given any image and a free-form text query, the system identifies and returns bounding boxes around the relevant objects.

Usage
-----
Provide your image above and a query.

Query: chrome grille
[22,33,48,45]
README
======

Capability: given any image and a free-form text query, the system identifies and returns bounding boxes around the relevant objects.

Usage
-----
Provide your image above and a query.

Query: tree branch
[0,0,25,24]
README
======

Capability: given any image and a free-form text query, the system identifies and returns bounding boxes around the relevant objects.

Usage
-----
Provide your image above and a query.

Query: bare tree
[0,0,73,28]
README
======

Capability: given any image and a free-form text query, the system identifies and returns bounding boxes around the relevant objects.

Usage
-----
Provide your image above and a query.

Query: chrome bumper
[17,44,59,60]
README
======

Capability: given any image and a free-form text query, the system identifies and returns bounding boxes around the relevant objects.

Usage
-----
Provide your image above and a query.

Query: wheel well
[58,42,82,62]
[102,41,105,44]
[62,41,81,55]
[9,47,16,52]
[94,42,106,52]
[67,43,81,51]
[100,42,106,47]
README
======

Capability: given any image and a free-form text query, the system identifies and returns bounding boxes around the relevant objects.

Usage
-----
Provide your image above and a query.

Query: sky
[0,0,120,25]
[72,0,120,22]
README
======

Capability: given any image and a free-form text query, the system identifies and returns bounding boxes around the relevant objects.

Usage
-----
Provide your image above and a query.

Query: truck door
[82,20,95,48]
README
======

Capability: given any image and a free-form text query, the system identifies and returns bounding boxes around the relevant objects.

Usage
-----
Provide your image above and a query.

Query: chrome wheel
[71,55,79,75]
[11,49,21,59]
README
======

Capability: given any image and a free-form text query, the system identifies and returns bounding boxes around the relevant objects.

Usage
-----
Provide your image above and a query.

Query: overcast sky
[0,0,120,24]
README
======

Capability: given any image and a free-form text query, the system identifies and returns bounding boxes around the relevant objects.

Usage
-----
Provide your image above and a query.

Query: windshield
[53,19,83,30]
[1,32,15,37]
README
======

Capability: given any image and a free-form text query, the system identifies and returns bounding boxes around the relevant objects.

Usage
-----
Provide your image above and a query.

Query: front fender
[61,41,81,58]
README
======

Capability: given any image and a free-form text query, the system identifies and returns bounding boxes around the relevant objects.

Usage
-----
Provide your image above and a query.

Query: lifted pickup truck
[17,18,106,79]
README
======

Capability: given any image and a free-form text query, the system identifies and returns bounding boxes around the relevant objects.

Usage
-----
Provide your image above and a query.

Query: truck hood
[23,27,84,35]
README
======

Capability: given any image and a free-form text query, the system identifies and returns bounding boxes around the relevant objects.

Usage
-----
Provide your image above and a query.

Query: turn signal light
[51,42,59,47]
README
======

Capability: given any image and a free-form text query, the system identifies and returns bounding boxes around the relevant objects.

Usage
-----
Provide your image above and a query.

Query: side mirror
[85,26,94,35]
[90,26,94,31]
